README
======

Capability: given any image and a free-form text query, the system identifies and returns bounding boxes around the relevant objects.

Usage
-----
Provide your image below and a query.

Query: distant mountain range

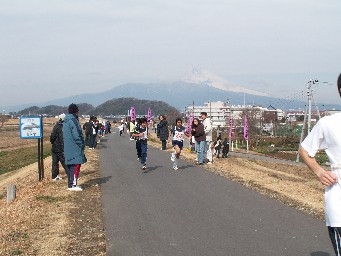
[7,69,341,112]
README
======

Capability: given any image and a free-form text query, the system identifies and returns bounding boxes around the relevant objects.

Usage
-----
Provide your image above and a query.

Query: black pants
[51,151,67,178]
[85,133,90,146]
[328,226,341,255]
[136,140,142,158]
[161,140,167,150]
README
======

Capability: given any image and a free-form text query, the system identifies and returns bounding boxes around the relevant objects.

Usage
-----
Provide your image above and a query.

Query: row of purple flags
[130,106,152,123]
[228,113,248,141]
[130,107,249,141]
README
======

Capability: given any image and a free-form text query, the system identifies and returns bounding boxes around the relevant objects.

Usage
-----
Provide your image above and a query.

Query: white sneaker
[68,186,83,191]
[173,165,178,170]
[171,153,176,162]
[52,175,62,181]
[142,165,147,170]
[206,161,213,165]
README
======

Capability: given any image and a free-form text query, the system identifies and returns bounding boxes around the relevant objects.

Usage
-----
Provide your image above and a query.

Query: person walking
[129,120,136,140]
[50,114,67,180]
[169,118,189,170]
[299,73,341,255]
[157,115,168,150]
[201,112,213,164]
[63,103,87,191]
[118,122,124,136]
[191,118,206,165]
[132,118,149,170]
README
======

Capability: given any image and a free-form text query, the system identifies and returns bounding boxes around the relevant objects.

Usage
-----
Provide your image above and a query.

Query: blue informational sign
[20,116,43,139]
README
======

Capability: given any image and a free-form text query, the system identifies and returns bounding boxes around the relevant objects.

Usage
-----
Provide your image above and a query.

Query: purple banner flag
[130,106,136,121]
[229,115,233,140]
[244,114,248,141]
[147,107,152,123]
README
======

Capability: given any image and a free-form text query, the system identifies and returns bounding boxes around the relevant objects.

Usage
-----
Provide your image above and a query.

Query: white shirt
[202,118,212,142]
[301,112,341,227]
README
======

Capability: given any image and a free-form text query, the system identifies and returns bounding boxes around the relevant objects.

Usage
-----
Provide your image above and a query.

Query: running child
[169,118,189,170]
[132,118,148,170]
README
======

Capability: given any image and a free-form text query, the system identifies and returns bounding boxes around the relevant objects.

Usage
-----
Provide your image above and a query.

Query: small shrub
[35,195,63,203]
[12,248,22,255]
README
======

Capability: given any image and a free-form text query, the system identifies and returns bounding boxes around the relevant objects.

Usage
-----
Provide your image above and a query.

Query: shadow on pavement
[143,165,162,174]
[179,164,194,170]
[82,176,112,189]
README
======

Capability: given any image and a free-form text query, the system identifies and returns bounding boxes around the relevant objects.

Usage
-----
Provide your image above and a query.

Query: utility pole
[209,100,212,119]
[296,79,319,162]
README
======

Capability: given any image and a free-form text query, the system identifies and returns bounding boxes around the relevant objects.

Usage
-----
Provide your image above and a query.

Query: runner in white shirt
[299,73,341,255]
[168,118,190,170]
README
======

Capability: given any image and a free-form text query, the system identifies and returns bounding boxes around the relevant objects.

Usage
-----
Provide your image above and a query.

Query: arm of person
[204,120,212,134]
[299,146,338,186]
[50,126,57,144]
[70,121,85,149]
[132,132,143,138]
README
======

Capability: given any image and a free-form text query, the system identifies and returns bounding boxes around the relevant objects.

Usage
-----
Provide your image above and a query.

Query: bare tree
[237,109,262,148]
[0,115,10,126]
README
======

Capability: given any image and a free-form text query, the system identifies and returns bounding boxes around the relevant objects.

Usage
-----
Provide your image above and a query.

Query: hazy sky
[1,0,340,109]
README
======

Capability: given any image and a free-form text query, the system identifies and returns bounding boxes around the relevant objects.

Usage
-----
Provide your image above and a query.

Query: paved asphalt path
[100,132,334,256]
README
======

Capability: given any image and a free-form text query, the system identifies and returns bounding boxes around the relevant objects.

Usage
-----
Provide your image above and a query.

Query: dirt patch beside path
[0,149,105,256]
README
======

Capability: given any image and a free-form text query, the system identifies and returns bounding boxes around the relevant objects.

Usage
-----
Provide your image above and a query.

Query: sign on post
[19,116,44,180]
[20,116,43,139]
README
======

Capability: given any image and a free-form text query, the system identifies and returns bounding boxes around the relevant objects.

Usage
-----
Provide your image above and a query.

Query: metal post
[40,116,44,179]
[38,138,42,181]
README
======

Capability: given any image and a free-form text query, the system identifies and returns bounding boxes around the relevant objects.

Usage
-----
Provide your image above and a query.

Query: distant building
[186,101,284,128]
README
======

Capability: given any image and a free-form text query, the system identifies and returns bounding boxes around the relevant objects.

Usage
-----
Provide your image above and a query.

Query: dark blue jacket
[157,120,169,140]
[63,114,86,165]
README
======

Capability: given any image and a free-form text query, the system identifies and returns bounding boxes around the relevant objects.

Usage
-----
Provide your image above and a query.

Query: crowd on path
[119,112,230,171]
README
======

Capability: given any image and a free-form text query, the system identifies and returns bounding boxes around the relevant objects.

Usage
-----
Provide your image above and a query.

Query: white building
[186,101,285,128]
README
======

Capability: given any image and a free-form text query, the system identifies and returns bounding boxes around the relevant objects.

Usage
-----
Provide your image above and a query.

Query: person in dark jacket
[50,114,67,180]
[191,118,206,165]
[83,116,95,146]
[222,138,229,158]
[157,115,169,150]
[63,103,87,191]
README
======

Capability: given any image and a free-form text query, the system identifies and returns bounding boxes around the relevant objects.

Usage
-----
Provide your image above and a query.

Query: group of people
[50,103,86,191]
[83,117,111,149]
[123,112,230,171]
[190,112,230,165]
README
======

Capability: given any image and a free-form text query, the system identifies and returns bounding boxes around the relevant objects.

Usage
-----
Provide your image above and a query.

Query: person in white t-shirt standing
[299,73,341,255]
[201,112,213,165]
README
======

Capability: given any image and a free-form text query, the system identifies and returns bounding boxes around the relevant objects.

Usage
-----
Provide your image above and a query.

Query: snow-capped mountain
[182,68,269,97]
